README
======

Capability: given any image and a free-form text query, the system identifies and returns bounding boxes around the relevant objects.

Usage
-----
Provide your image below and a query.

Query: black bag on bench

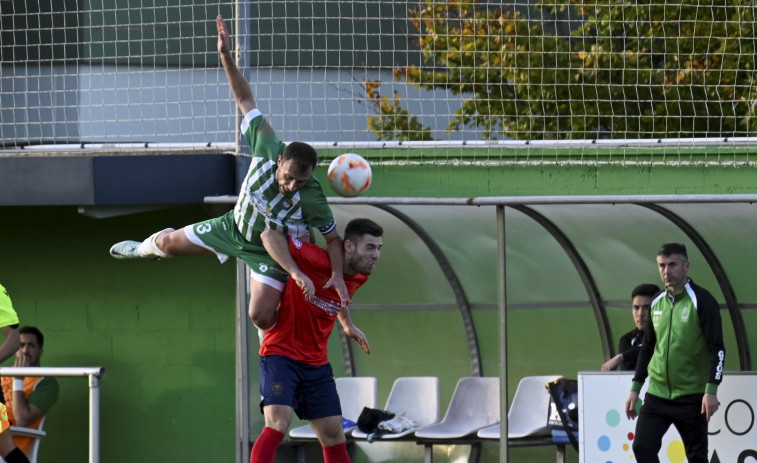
[357,407,395,434]
[546,378,579,451]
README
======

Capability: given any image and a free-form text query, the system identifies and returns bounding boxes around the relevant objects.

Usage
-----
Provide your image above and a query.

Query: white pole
[0,367,105,378]
[89,374,100,463]
[497,205,508,463]
[206,193,757,206]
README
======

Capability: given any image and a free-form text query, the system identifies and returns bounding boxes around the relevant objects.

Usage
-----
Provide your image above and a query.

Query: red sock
[323,442,350,463]
[250,427,284,463]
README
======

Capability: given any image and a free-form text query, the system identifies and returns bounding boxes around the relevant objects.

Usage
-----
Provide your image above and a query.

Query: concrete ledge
[0,153,236,206]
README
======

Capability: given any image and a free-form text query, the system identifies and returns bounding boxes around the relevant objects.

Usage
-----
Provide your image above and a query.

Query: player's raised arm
[260,229,315,299]
[216,14,256,115]
[322,230,350,307]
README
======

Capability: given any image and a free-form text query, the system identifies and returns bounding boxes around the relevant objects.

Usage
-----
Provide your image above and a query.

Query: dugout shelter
[222,191,757,463]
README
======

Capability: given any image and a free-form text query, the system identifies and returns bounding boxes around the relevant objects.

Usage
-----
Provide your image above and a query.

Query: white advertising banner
[578,371,757,463]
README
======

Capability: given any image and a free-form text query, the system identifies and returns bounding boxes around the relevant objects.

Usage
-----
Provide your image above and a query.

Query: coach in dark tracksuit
[625,243,725,463]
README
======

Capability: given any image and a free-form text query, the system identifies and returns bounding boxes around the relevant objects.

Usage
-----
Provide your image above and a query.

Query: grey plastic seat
[289,376,377,439]
[415,376,500,440]
[351,376,440,439]
[478,375,562,439]
[414,377,499,463]
[476,422,500,439]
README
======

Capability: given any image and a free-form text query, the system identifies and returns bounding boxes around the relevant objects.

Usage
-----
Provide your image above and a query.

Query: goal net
[2,1,756,164]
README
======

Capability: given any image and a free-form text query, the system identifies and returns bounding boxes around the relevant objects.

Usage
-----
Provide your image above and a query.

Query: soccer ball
[327,153,372,197]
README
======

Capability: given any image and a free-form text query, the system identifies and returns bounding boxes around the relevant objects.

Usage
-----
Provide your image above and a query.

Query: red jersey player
[251,218,383,463]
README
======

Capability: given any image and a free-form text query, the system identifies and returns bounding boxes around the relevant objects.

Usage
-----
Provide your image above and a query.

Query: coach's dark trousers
[633,393,708,463]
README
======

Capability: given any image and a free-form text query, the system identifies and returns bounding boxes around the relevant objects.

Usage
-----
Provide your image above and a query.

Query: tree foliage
[365,0,757,141]
[363,80,434,141]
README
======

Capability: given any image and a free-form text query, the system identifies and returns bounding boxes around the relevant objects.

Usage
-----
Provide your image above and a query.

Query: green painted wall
[0,205,236,463]
[317,148,757,197]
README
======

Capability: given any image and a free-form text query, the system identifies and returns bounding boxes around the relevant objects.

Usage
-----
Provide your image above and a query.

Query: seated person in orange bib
[1,326,59,457]
[250,218,383,463]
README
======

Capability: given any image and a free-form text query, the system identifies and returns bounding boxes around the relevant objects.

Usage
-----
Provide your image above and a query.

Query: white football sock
[136,228,174,258]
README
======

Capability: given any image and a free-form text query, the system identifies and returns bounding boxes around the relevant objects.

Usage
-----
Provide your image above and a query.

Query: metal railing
[0,367,106,463]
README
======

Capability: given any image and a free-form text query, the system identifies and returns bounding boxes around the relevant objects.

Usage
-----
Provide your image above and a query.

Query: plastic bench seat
[506,374,562,438]
[477,376,570,463]
[414,377,499,463]
[415,376,499,440]
[352,376,440,439]
[476,423,500,439]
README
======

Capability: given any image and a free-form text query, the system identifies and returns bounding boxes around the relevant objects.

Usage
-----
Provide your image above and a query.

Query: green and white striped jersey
[234,109,335,246]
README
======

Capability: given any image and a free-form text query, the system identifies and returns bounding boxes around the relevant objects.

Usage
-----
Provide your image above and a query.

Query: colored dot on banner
[606,409,621,427]
[598,435,612,452]
[623,443,630,451]
[627,432,634,440]
[666,440,686,463]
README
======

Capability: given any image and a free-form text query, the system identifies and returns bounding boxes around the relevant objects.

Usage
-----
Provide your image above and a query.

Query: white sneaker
[109,241,159,260]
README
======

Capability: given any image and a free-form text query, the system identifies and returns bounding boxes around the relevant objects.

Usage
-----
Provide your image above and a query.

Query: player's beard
[357,258,376,275]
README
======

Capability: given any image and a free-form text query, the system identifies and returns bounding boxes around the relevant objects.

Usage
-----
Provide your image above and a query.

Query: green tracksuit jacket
[631,279,725,399]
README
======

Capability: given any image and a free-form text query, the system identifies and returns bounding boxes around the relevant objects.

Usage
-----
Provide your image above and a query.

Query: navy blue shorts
[259,355,342,420]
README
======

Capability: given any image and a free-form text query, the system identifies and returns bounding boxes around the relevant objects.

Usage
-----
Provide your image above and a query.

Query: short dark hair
[344,218,383,243]
[631,283,661,300]
[658,243,688,262]
[281,141,318,172]
[19,326,44,348]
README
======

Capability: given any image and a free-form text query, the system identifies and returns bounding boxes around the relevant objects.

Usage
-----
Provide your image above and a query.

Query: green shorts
[185,211,290,289]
